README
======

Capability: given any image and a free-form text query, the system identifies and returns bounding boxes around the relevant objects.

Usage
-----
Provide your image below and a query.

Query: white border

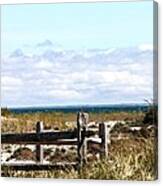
[0,0,162,186]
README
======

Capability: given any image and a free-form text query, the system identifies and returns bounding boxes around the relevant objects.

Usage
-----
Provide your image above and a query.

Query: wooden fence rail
[1,112,109,171]
[1,129,96,145]
[2,162,78,171]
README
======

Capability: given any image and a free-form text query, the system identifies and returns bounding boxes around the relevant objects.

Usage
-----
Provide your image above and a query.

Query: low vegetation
[1,111,144,133]
[1,107,11,117]
[1,108,157,180]
[2,138,157,180]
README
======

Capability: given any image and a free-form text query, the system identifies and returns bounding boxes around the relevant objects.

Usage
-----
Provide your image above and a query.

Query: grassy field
[1,110,157,180]
[1,111,144,133]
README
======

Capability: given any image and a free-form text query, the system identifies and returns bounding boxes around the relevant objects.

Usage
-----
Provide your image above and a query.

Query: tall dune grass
[2,138,157,180]
[1,111,157,180]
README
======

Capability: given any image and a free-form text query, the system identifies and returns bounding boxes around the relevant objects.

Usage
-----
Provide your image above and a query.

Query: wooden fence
[1,112,109,171]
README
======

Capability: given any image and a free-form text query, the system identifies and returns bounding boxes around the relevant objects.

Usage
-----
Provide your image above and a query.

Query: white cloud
[2,76,23,87]
[36,40,54,48]
[47,89,81,100]
[1,43,153,107]
[138,44,153,51]
[34,60,54,69]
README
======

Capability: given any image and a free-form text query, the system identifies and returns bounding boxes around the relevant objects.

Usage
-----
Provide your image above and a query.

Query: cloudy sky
[1,1,154,107]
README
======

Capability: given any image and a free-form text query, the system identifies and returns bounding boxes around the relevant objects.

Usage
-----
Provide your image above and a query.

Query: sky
[1,1,154,107]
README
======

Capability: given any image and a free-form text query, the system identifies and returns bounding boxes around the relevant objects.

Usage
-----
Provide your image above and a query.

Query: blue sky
[1,1,154,107]
[2,1,153,54]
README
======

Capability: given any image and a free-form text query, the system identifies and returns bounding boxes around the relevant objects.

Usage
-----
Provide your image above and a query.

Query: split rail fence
[1,112,110,171]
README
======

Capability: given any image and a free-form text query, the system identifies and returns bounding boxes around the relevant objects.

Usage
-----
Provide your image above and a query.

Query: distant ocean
[9,104,148,114]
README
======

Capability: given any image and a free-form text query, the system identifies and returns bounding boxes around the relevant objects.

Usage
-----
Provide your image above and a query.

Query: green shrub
[143,100,158,125]
[1,107,11,117]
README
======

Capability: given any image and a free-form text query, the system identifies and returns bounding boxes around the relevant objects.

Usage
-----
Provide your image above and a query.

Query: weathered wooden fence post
[36,121,44,163]
[77,112,89,169]
[99,123,108,159]
[82,124,88,164]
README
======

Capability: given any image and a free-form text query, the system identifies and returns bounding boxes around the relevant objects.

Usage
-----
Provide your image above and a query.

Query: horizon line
[1,102,149,109]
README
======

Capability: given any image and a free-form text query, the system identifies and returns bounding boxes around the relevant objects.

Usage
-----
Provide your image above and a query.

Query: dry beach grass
[1,111,144,133]
[1,109,157,180]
